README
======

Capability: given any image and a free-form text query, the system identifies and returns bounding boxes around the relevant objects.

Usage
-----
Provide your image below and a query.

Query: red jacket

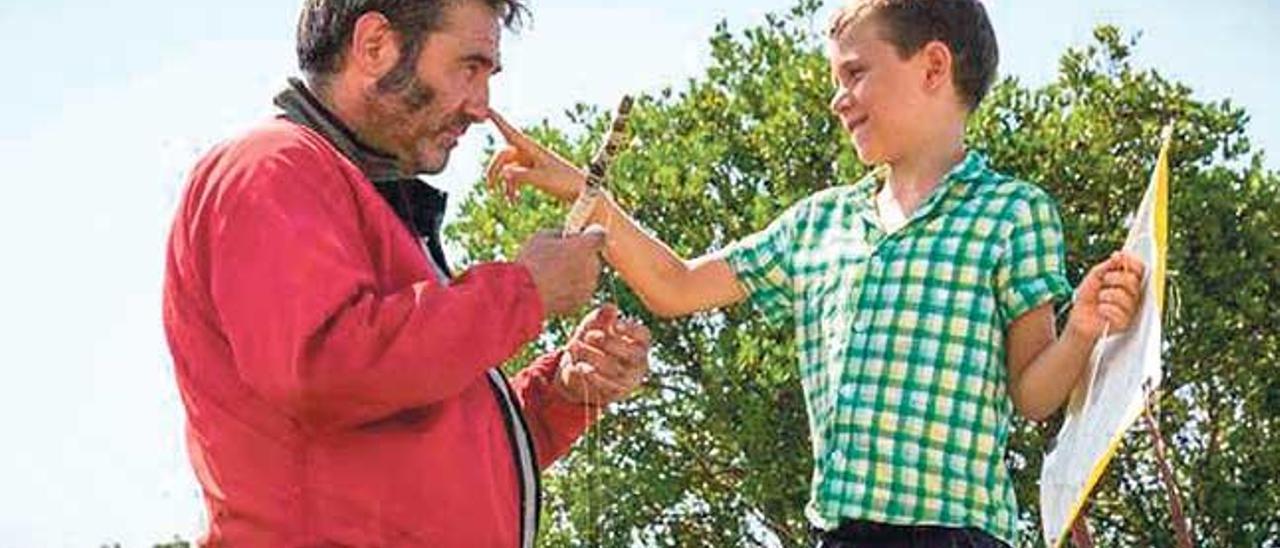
[163,115,593,547]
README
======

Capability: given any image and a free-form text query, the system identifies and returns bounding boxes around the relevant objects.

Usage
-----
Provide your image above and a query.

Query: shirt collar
[947,150,989,186]
[850,150,991,232]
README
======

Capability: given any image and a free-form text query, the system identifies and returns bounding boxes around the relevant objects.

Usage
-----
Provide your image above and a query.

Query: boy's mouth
[844,114,869,134]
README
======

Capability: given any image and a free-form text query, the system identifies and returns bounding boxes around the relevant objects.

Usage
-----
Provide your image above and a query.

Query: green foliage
[448,3,1279,546]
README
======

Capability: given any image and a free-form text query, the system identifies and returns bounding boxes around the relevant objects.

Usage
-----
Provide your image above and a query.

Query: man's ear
[918,40,954,95]
[348,11,402,81]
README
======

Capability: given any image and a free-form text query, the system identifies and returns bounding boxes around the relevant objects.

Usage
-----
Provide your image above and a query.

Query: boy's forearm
[1010,325,1099,421]
[595,195,693,316]
[589,194,744,318]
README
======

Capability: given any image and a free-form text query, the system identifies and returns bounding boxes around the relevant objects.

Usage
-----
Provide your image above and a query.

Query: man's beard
[363,65,468,175]
[377,59,435,112]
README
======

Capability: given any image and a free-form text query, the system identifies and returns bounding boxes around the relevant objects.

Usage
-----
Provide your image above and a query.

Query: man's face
[827,19,931,165]
[363,1,502,174]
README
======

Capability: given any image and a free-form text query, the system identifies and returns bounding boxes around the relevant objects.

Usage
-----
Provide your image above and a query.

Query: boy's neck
[881,126,967,218]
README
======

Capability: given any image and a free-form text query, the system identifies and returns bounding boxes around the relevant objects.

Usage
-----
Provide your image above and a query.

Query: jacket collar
[273,78,452,275]
[273,77,411,184]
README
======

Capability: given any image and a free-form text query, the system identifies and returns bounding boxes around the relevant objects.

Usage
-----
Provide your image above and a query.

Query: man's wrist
[551,351,604,408]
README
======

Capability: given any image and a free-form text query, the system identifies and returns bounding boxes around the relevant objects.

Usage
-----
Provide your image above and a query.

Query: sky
[0,1,1276,546]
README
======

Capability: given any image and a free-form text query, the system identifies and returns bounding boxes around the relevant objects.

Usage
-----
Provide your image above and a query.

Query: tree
[447,2,1280,546]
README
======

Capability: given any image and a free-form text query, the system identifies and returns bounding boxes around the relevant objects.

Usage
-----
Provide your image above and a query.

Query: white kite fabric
[1039,125,1172,548]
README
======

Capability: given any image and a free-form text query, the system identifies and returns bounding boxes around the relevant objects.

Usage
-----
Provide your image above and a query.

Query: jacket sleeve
[509,350,599,469]
[205,143,545,433]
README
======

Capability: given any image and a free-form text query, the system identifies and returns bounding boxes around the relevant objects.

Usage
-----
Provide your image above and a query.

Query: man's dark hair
[828,0,998,111]
[296,0,527,93]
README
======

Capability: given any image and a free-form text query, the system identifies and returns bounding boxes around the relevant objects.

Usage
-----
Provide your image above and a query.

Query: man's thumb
[591,303,620,330]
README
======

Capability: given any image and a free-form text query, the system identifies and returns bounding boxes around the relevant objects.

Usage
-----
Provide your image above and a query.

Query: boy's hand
[1068,252,1146,341]
[486,108,588,203]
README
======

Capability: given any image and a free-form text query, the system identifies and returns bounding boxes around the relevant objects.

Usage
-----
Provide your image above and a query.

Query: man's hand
[555,304,651,405]
[1068,251,1147,341]
[515,229,605,317]
[486,108,588,203]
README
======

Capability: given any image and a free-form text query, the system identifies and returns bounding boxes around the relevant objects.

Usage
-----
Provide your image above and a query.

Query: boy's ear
[919,40,954,94]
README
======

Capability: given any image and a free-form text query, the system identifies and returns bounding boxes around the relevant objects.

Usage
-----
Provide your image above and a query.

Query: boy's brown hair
[828,0,999,111]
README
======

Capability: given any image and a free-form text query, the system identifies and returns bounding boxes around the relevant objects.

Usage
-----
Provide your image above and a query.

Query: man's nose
[462,81,490,122]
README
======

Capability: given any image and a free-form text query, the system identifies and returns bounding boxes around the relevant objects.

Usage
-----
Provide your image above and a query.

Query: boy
[487,1,1144,545]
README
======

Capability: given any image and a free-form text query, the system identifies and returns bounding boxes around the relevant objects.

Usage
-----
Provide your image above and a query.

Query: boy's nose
[830,87,853,115]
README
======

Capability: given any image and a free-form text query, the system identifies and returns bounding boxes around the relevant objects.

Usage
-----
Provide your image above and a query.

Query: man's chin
[414,150,450,175]
[417,163,447,176]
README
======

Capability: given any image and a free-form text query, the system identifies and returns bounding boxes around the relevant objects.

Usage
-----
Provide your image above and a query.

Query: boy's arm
[1005,303,1095,421]
[486,109,747,318]
[1006,254,1145,421]
[590,192,746,317]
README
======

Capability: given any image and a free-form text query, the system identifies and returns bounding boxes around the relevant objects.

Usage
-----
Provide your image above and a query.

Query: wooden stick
[1142,391,1194,548]
[564,95,633,235]
[1070,510,1095,548]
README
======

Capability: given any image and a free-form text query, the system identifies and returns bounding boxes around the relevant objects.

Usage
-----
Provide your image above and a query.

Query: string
[583,235,626,545]
[573,95,632,547]
[584,363,596,546]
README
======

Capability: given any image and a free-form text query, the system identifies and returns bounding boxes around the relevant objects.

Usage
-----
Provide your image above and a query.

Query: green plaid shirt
[725,151,1071,544]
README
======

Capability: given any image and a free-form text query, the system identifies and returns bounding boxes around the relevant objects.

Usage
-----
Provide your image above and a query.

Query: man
[162,0,650,546]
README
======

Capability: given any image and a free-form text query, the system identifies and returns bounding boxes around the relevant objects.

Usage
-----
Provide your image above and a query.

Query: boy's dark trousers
[811,520,1009,548]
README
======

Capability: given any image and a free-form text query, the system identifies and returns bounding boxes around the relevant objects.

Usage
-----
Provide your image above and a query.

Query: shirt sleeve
[723,201,804,324]
[994,185,1074,327]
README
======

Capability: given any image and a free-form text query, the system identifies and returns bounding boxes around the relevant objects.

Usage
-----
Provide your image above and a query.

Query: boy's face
[827,19,934,165]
